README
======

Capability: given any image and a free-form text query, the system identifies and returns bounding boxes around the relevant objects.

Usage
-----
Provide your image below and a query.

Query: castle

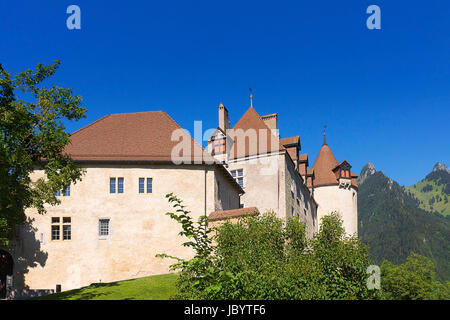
[0,99,358,298]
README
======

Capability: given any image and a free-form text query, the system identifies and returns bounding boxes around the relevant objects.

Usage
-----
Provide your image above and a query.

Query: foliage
[358,169,450,281]
[157,194,378,300]
[406,165,450,216]
[380,253,450,300]
[0,61,86,245]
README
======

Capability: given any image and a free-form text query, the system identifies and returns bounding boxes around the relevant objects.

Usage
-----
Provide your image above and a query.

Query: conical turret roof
[312,143,340,187]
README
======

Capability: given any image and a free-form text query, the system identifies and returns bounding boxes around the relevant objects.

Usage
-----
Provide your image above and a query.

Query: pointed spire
[249,88,253,108]
[323,125,327,145]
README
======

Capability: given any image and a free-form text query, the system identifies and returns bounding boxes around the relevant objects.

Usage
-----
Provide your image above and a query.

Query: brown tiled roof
[298,154,309,175]
[312,144,340,187]
[299,153,308,162]
[306,169,314,188]
[228,107,284,159]
[209,207,259,222]
[312,144,358,189]
[280,136,300,147]
[65,111,216,163]
[285,147,297,162]
[63,111,244,194]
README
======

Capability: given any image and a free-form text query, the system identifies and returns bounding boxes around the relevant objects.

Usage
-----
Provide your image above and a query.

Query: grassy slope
[34,273,178,300]
[406,180,450,216]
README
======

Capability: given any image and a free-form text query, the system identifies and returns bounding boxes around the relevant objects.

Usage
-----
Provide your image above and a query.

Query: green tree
[0,61,86,245]
[381,253,450,299]
[158,194,377,300]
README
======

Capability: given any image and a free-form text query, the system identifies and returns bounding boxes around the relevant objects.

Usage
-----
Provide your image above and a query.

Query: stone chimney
[218,103,229,131]
[260,113,277,130]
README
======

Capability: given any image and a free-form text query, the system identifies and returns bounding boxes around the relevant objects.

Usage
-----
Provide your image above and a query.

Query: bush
[157,194,378,300]
[381,253,450,300]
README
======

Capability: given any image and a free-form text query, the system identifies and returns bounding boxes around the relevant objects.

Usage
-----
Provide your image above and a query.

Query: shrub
[157,194,378,300]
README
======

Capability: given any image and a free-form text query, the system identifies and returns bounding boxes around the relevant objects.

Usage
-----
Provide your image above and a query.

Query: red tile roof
[228,107,284,159]
[311,144,357,189]
[312,144,339,186]
[299,153,308,162]
[208,207,260,222]
[65,111,216,163]
[63,111,244,194]
[280,136,300,147]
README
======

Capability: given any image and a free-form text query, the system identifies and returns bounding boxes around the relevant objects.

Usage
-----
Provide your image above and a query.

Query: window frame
[51,217,71,241]
[110,178,116,194]
[98,218,111,239]
[231,169,244,188]
[139,178,153,194]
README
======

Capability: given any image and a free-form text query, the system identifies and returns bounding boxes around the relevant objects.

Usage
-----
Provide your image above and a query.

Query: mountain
[358,163,450,281]
[405,162,450,216]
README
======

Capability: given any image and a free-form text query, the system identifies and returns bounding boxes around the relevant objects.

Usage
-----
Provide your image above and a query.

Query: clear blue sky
[1,0,449,186]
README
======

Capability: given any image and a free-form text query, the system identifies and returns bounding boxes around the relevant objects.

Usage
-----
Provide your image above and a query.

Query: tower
[311,136,358,236]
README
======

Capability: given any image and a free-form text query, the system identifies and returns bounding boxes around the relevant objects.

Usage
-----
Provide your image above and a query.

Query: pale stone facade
[312,185,358,236]
[2,103,358,298]
[9,163,240,296]
[208,105,318,238]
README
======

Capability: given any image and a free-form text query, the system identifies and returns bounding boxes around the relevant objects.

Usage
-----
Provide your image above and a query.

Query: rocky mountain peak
[433,162,449,174]
[358,162,376,185]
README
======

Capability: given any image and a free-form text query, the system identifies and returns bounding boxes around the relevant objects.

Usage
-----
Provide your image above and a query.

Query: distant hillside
[358,163,450,282]
[406,162,450,216]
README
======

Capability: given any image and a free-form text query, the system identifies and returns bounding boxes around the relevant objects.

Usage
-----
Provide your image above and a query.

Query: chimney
[260,113,277,130]
[218,103,229,131]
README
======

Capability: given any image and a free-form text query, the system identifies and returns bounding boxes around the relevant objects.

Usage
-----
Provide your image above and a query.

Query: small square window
[99,219,110,237]
[63,217,71,223]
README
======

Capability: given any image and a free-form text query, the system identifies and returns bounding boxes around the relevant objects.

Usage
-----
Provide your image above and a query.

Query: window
[139,178,153,194]
[63,185,70,196]
[99,219,110,237]
[110,178,116,194]
[147,178,152,193]
[51,217,60,240]
[212,136,226,155]
[51,217,71,241]
[55,185,70,197]
[110,178,124,194]
[231,169,244,188]
[63,217,71,240]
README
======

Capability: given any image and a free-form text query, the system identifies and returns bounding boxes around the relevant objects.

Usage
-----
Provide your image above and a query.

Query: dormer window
[336,161,352,180]
[340,169,350,178]
[212,134,226,155]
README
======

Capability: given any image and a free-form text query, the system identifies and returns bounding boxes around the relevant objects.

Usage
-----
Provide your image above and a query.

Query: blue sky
[1,0,449,186]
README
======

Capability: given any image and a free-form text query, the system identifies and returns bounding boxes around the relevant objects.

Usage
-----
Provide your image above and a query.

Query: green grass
[406,180,450,216]
[33,273,178,300]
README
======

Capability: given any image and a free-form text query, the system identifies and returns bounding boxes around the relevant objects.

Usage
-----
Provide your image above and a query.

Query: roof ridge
[159,111,214,158]
[69,114,112,137]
